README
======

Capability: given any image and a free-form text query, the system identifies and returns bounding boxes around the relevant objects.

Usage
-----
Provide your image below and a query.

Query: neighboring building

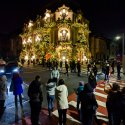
[110,38,123,61]
[90,35,110,60]
[20,5,90,62]
[0,32,22,61]
[10,35,22,58]
[0,34,10,58]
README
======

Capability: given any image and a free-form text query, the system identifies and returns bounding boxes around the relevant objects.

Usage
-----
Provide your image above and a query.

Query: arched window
[59,29,69,41]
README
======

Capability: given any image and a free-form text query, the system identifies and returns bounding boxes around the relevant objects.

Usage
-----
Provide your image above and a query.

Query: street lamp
[115,33,125,74]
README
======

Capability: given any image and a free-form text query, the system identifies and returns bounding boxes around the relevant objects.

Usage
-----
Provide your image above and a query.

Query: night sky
[0,0,125,38]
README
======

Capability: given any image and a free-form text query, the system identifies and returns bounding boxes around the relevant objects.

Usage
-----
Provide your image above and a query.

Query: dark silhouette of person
[79,83,98,125]
[117,61,121,80]
[77,61,81,76]
[28,75,43,125]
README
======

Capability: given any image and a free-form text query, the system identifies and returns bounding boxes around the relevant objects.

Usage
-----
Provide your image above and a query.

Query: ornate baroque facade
[20,5,90,62]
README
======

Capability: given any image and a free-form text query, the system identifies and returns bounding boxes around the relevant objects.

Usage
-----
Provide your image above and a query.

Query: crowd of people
[0,59,124,125]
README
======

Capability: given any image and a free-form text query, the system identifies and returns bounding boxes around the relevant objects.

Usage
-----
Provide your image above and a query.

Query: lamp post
[115,33,125,74]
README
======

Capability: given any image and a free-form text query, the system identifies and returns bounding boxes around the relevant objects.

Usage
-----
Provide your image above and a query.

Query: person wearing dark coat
[11,73,24,120]
[77,61,81,76]
[88,72,97,91]
[28,75,43,125]
[65,62,69,76]
[121,87,125,125]
[111,60,115,74]
[92,64,97,77]
[104,82,121,125]
[79,83,98,125]
[117,61,121,80]
[105,63,110,81]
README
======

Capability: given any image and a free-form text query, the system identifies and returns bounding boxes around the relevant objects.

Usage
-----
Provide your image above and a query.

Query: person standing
[65,62,69,76]
[92,64,97,77]
[0,75,7,111]
[76,81,84,111]
[51,66,60,83]
[11,73,24,120]
[77,61,81,76]
[104,82,121,125]
[121,87,125,125]
[79,83,98,125]
[46,78,56,117]
[28,75,43,125]
[105,63,110,81]
[117,61,121,80]
[59,61,63,71]
[56,79,68,125]
[88,72,97,91]
[111,60,115,74]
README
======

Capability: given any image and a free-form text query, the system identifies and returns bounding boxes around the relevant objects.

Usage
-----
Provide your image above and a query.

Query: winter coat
[51,70,60,79]
[106,90,121,112]
[46,82,56,96]
[80,90,98,114]
[28,80,43,103]
[0,75,7,100]
[105,65,110,75]
[12,77,23,95]
[88,75,97,89]
[121,93,125,121]
[56,84,69,109]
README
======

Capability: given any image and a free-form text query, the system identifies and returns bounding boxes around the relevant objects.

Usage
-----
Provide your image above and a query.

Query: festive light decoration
[20,5,91,62]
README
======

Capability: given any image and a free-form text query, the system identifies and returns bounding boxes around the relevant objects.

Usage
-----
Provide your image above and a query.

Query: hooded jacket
[56,84,68,109]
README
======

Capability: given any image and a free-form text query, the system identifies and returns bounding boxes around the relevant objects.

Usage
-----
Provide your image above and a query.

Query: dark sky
[0,0,125,38]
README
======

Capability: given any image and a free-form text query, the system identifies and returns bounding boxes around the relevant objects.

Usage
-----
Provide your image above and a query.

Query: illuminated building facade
[20,5,90,62]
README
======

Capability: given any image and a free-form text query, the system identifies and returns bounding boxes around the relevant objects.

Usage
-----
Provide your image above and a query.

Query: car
[5,61,23,75]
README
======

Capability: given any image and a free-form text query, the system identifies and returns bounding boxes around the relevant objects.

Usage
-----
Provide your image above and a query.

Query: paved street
[0,65,125,125]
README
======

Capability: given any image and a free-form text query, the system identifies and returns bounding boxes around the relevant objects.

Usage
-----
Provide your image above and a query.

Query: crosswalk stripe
[97,100,106,108]
[96,112,108,122]
[68,100,108,122]
[96,87,104,91]
[52,77,124,124]
[99,84,104,87]
[94,92,107,98]
[109,81,124,88]
[52,109,81,124]
[69,100,77,108]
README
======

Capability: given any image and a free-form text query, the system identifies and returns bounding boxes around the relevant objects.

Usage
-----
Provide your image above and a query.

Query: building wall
[90,35,109,60]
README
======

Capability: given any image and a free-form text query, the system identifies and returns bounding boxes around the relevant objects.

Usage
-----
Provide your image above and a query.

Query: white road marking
[94,92,107,98]
[96,112,108,122]
[97,100,106,108]
[96,87,104,91]
[52,110,81,124]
